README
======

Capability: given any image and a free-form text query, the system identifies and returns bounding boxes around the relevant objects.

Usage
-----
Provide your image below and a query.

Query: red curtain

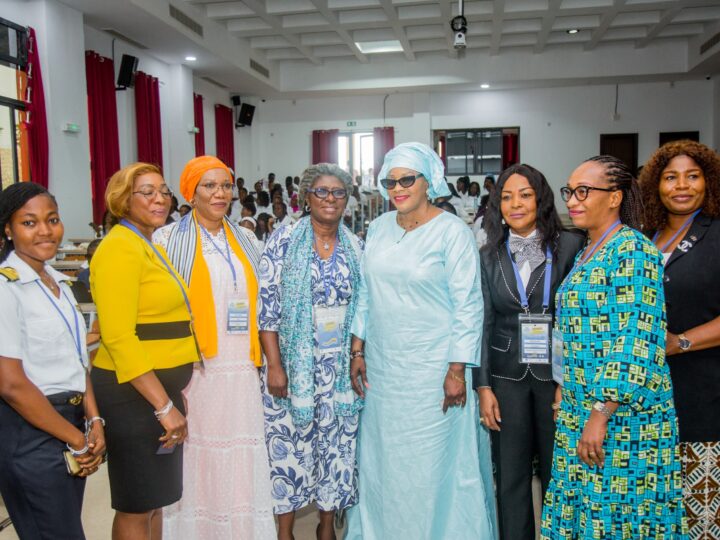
[214,104,234,171]
[85,51,120,225]
[22,28,49,187]
[193,93,205,157]
[373,127,394,182]
[312,129,339,164]
[135,71,163,168]
[502,133,519,170]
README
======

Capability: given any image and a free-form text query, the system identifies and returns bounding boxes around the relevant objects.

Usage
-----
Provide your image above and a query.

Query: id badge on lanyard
[551,327,564,385]
[227,299,250,334]
[518,313,552,364]
[314,305,346,354]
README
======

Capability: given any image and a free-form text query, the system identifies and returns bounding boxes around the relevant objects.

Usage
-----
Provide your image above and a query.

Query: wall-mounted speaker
[231,95,241,107]
[117,54,139,89]
[237,103,255,127]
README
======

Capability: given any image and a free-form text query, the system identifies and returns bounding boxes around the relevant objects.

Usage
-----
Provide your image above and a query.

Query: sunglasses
[559,185,617,202]
[307,187,348,199]
[380,174,423,190]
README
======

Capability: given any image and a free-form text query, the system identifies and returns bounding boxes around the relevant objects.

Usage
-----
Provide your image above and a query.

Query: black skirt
[91,364,193,513]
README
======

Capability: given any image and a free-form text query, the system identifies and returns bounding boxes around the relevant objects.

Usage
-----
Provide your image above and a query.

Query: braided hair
[0,182,56,261]
[585,155,643,230]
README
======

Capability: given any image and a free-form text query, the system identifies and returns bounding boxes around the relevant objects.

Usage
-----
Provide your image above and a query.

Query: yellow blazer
[90,225,199,383]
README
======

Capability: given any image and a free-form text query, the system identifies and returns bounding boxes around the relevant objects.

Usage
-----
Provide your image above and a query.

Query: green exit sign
[347,121,357,127]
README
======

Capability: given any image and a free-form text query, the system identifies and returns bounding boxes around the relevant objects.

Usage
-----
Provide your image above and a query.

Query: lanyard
[35,281,84,366]
[505,242,553,312]
[652,209,700,253]
[200,225,237,291]
[578,220,621,266]
[120,220,192,314]
[313,231,339,306]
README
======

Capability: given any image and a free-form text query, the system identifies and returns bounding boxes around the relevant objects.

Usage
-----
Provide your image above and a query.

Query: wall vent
[250,59,270,78]
[200,76,228,89]
[101,28,149,50]
[169,5,203,37]
[700,31,720,55]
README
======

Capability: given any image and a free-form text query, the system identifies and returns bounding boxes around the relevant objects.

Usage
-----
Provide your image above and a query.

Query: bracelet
[154,399,174,421]
[449,371,466,384]
[551,402,561,411]
[86,416,106,427]
[592,401,613,419]
[66,440,89,456]
[350,350,365,359]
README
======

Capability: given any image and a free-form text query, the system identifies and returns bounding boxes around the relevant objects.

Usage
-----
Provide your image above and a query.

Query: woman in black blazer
[473,164,583,540]
[639,140,720,540]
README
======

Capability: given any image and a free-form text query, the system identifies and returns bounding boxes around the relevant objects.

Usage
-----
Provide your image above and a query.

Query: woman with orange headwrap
[154,156,275,539]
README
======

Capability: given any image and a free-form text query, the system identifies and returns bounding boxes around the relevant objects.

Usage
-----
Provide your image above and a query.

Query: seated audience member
[240,216,257,233]
[235,176,245,192]
[435,200,457,215]
[254,181,263,197]
[0,182,105,540]
[255,213,273,246]
[256,191,272,217]
[178,204,191,217]
[273,200,293,227]
[168,196,181,223]
[242,201,257,220]
[267,173,276,192]
[102,209,119,236]
[76,238,102,292]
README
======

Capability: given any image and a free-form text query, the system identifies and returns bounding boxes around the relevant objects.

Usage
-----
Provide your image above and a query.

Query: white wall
[3,0,93,238]
[247,80,714,194]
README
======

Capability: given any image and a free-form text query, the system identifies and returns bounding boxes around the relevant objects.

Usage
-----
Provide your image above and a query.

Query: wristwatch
[592,401,613,419]
[678,333,692,352]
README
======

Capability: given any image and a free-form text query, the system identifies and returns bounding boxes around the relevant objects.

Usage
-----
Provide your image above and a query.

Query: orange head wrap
[179,156,232,202]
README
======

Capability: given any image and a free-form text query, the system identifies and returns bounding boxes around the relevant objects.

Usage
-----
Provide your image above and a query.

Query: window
[338,131,374,186]
[0,17,28,188]
[434,127,519,176]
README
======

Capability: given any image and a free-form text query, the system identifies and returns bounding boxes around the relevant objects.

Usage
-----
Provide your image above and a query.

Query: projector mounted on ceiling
[450,0,467,50]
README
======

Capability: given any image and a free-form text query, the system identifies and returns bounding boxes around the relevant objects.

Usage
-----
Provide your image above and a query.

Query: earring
[501,218,506,225]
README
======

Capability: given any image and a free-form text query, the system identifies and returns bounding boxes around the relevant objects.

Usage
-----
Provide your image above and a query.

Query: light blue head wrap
[377,142,451,200]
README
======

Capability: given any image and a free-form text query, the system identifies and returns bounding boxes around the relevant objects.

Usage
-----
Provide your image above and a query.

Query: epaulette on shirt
[0,267,19,282]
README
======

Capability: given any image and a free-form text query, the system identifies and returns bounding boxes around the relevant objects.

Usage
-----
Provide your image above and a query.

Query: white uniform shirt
[0,251,88,395]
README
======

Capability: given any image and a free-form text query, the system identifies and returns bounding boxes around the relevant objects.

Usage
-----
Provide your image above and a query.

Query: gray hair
[298,163,353,208]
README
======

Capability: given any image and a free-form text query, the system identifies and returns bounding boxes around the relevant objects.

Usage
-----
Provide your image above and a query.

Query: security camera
[450,15,467,50]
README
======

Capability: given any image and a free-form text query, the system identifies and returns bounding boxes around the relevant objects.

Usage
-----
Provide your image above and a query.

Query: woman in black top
[639,140,720,539]
[473,163,583,540]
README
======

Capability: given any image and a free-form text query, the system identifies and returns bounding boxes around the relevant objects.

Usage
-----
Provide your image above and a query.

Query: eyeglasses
[559,185,617,202]
[132,188,173,200]
[198,182,234,194]
[307,187,348,199]
[380,174,423,190]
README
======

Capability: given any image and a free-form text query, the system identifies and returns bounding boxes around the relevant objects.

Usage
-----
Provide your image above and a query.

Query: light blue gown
[344,211,497,540]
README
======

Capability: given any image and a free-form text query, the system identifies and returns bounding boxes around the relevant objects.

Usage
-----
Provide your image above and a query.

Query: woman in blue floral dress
[258,163,363,540]
[541,155,687,539]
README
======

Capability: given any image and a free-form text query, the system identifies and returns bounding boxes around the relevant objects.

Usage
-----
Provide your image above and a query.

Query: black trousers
[490,375,556,540]
[0,395,86,540]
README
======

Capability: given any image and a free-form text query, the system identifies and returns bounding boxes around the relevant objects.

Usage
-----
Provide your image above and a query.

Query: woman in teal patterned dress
[541,155,688,539]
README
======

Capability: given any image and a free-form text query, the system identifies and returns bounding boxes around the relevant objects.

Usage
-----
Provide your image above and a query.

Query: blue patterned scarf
[277,216,363,427]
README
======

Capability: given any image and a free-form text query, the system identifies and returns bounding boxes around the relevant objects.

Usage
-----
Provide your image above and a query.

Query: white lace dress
[158,227,276,539]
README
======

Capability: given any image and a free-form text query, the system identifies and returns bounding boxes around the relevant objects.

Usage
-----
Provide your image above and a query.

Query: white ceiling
[60,0,720,96]
[186,0,720,64]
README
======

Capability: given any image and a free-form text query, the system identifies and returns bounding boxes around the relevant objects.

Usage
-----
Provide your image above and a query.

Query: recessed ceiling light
[480,83,490,89]
[185,56,197,61]
[355,40,403,54]
[566,29,579,34]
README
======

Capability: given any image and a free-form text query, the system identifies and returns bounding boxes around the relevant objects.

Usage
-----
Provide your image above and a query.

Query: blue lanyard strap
[505,242,553,311]
[120,220,192,315]
[652,209,701,253]
[200,225,237,291]
[313,231,339,305]
[579,220,621,265]
[35,282,84,366]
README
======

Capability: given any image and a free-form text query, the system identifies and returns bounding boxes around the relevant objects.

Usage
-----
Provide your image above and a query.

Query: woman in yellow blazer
[90,163,199,540]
